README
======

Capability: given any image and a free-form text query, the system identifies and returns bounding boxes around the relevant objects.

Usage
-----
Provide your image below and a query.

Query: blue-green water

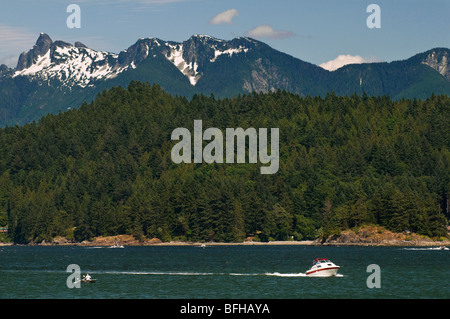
[0,245,448,299]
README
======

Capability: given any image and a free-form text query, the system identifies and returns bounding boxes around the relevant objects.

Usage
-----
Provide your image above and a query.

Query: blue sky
[1,0,449,69]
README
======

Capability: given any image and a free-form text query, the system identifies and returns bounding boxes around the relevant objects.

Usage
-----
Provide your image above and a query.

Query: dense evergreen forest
[0,81,448,244]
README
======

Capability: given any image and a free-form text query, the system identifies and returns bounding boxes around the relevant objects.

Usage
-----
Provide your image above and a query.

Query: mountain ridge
[7,33,261,88]
[0,33,449,126]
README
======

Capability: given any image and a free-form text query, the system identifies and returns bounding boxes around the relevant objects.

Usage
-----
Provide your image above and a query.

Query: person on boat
[85,274,91,281]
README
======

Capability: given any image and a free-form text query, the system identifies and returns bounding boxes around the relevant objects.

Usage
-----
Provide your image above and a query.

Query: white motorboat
[306,258,340,277]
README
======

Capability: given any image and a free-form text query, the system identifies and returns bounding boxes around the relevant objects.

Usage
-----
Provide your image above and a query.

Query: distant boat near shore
[109,242,124,248]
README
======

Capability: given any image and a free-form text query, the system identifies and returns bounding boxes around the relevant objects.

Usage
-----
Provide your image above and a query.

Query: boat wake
[263,272,344,278]
[103,271,343,277]
[264,272,307,277]
[402,247,448,251]
[105,271,217,276]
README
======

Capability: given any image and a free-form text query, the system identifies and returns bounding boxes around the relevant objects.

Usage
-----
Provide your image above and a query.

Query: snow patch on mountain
[211,46,249,63]
[165,43,200,86]
[14,51,51,76]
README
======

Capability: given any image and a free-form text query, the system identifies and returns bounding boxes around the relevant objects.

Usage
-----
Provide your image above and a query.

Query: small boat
[109,241,124,248]
[306,258,340,277]
[74,278,97,285]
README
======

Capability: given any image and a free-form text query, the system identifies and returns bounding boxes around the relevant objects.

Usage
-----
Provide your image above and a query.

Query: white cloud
[319,55,379,71]
[209,9,239,24]
[246,25,293,39]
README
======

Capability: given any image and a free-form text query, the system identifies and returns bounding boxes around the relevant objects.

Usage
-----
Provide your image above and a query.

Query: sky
[0,0,449,70]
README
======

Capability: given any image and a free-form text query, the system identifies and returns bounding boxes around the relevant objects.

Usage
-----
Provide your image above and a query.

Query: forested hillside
[0,82,448,244]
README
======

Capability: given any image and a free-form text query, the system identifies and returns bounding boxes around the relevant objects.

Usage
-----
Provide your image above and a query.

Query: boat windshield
[312,258,330,265]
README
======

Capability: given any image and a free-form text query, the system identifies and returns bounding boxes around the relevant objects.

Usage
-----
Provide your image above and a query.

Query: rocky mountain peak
[421,48,450,81]
[36,33,53,52]
[0,64,13,77]
[74,41,88,48]
[16,32,53,71]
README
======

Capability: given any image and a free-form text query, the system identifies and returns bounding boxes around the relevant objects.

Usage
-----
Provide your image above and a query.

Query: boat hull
[305,267,340,277]
[81,279,97,283]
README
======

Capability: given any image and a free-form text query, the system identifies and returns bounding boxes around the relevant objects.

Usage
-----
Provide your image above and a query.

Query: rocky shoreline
[320,225,450,247]
[1,225,449,247]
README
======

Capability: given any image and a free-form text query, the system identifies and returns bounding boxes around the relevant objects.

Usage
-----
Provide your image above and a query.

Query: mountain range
[0,32,449,126]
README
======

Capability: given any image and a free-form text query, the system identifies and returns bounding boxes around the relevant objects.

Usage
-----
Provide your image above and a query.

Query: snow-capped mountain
[164,35,253,85]
[12,33,257,88]
[14,33,124,88]
[0,32,449,127]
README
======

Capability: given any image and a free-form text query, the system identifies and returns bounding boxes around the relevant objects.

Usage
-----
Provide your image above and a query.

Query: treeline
[0,81,448,244]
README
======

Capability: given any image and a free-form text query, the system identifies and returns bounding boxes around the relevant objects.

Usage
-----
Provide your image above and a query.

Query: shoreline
[1,226,449,247]
[1,239,449,248]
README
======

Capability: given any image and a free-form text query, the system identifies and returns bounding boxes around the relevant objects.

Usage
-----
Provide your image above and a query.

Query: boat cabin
[312,258,333,266]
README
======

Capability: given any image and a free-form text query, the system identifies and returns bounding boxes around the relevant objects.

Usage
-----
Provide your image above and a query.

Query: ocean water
[0,245,448,299]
